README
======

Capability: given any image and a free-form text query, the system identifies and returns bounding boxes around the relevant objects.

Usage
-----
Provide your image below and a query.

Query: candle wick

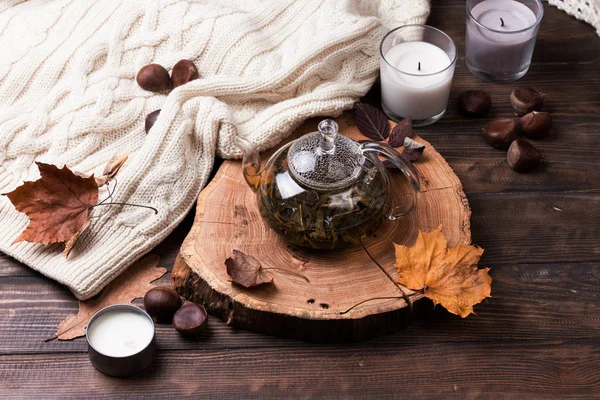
[418,62,421,71]
[500,17,505,27]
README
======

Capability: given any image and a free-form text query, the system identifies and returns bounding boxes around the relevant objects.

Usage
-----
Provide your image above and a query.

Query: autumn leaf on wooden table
[394,226,491,318]
[3,162,98,257]
[95,152,130,186]
[225,250,274,288]
[54,254,166,340]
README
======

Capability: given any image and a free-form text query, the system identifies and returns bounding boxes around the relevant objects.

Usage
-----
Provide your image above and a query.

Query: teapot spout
[235,137,262,192]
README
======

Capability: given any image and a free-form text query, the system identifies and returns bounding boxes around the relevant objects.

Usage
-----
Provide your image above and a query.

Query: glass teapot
[236,119,420,250]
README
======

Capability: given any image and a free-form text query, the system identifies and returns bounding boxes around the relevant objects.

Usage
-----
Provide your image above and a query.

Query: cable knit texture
[548,0,600,35]
[0,0,430,299]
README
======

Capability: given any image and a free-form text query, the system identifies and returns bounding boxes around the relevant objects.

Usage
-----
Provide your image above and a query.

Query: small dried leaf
[63,220,90,258]
[102,152,129,181]
[55,255,166,340]
[96,153,130,186]
[225,249,274,288]
[3,163,98,253]
[394,226,492,318]
[388,118,412,147]
[354,103,390,141]
[402,137,425,162]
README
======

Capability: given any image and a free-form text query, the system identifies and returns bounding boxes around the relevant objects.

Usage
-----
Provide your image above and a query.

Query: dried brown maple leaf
[225,249,274,288]
[96,152,130,186]
[53,254,166,340]
[394,225,491,318]
[3,163,98,255]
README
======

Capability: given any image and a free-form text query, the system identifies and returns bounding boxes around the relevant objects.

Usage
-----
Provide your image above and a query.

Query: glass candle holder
[466,0,543,82]
[380,25,457,127]
[86,304,156,377]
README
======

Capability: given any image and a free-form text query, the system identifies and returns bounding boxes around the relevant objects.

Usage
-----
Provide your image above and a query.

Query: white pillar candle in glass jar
[380,25,457,127]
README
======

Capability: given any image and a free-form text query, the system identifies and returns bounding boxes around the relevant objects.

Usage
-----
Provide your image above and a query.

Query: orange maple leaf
[394,226,491,318]
[3,162,98,256]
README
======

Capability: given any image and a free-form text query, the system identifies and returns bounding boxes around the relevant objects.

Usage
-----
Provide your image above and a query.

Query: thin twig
[261,267,310,282]
[359,239,413,313]
[97,178,118,205]
[93,202,158,214]
[340,295,421,315]
[90,179,118,219]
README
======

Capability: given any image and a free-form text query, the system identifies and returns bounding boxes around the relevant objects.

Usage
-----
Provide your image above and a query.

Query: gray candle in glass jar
[466,0,543,82]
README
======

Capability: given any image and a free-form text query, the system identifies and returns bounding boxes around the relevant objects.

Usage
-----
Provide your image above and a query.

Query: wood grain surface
[1,1,600,398]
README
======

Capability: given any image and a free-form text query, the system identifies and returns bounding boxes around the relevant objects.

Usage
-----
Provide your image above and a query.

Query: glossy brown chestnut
[510,87,544,116]
[507,139,543,172]
[145,109,161,134]
[173,302,208,336]
[136,64,171,92]
[171,60,199,88]
[457,90,492,117]
[519,111,552,138]
[143,286,182,323]
[482,118,518,149]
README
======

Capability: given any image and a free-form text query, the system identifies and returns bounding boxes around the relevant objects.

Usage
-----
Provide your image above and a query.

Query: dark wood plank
[2,341,600,399]
[2,260,599,354]
[470,191,600,264]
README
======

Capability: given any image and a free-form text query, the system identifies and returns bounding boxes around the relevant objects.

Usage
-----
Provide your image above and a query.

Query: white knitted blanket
[0,0,430,299]
[549,0,600,35]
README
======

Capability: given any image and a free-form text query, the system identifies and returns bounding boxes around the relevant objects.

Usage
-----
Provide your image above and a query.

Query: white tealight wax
[87,308,154,358]
[380,41,454,122]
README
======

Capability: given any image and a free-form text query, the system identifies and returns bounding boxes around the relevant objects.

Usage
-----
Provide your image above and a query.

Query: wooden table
[2,2,599,398]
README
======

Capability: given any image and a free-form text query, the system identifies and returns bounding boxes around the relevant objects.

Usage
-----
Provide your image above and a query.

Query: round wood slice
[172,113,471,342]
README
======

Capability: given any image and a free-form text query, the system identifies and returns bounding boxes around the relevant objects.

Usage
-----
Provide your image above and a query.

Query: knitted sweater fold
[0,0,430,299]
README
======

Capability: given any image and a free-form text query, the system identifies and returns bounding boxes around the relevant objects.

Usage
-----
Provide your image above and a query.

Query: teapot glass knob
[317,119,338,154]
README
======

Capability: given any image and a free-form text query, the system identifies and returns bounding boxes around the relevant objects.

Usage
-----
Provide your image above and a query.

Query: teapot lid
[288,119,363,191]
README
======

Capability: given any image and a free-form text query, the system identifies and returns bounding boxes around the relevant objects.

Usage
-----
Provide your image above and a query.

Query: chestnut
[145,109,160,133]
[136,64,171,92]
[482,118,518,149]
[171,60,199,88]
[510,87,544,116]
[457,90,492,117]
[507,139,543,172]
[519,111,552,139]
[143,286,182,323]
[173,302,208,336]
